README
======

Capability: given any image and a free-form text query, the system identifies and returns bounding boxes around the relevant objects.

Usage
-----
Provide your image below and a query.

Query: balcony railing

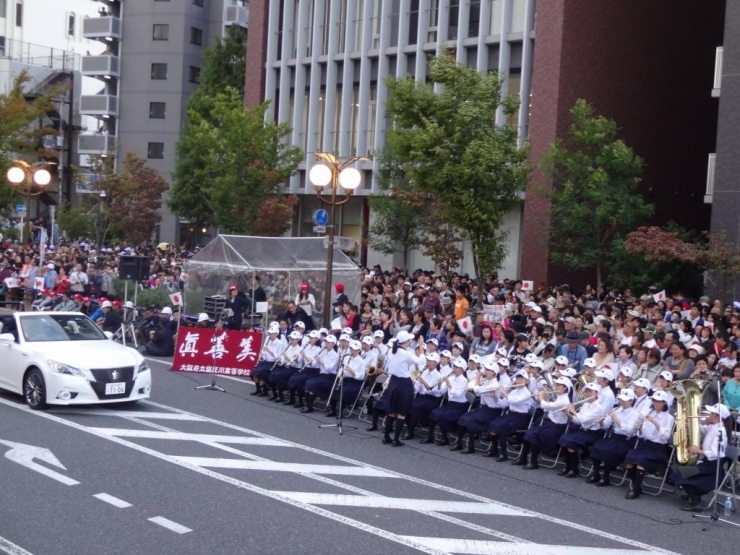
[705,153,716,204]
[712,46,723,97]
[0,38,78,71]
[81,55,120,78]
[78,134,116,154]
[82,16,122,40]
[80,95,118,116]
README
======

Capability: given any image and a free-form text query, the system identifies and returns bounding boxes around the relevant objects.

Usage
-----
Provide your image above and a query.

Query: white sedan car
[0,311,151,409]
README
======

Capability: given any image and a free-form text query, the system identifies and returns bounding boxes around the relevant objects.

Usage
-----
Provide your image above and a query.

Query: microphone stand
[320,357,357,436]
[195,324,226,392]
[694,374,737,529]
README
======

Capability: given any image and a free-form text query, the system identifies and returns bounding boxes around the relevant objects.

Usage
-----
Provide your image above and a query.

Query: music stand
[693,376,738,529]
[195,325,225,392]
[319,367,356,436]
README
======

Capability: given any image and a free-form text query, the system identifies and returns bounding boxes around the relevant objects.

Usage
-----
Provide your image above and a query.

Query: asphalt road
[0,357,737,555]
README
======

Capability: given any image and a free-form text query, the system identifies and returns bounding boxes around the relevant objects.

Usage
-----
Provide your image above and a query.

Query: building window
[190,27,203,45]
[468,0,481,38]
[408,0,419,45]
[147,142,164,159]
[0,37,6,57]
[0,1,6,18]
[151,63,168,79]
[149,102,166,119]
[152,24,169,40]
[67,13,75,37]
[448,0,459,40]
[15,1,22,27]
[193,0,204,5]
[428,0,439,42]
[188,66,201,83]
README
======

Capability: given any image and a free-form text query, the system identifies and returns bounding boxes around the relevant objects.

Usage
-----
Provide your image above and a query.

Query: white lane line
[271,493,530,516]
[400,537,660,555]
[141,399,681,555]
[49,409,205,421]
[0,400,449,555]
[93,493,132,508]
[148,516,192,534]
[172,457,399,477]
[87,428,287,446]
[0,536,34,555]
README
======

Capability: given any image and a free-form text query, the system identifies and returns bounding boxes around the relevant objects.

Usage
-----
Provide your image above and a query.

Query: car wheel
[24,368,47,410]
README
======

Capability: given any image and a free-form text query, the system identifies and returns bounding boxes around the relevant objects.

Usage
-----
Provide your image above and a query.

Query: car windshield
[19,314,107,342]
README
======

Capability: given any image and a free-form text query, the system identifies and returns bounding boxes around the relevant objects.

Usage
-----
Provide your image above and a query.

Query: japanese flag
[169,292,183,306]
[652,290,666,302]
[521,280,534,291]
[34,277,44,291]
[457,316,473,336]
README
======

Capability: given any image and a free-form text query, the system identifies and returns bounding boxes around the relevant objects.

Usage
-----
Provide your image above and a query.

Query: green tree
[197,25,246,100]
[541,99,653,292]
[367,194,422,272]
[170,88,302,234]
[383,54,528,283]
[56,204,94,241]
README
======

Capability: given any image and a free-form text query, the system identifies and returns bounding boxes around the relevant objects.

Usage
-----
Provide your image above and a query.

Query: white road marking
[400,537,661,555]
[49,409,205,421]
[271,493,530,516]
[0,439,80,486]
[87,428,287,446]
[93,493,132,508]
[142,399,681,555]
[148,516,192,534]
[172,457,399,477]
[0,536,34,555]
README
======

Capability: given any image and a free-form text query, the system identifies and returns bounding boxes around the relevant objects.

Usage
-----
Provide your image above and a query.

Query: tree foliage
[197,25,246,100]
[540,99,653,292]
[382,54,527,281]
[171,88,302,234]
[56,204,94,241]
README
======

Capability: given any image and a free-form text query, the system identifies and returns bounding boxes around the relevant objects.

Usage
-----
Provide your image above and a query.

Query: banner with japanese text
[172,328,264,377]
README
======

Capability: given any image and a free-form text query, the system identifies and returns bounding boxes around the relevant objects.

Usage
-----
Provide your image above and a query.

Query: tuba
[672,379,711,466]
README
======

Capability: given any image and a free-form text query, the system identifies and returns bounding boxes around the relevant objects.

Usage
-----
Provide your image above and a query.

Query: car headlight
[48,360,86,377]
[136,360,150,376]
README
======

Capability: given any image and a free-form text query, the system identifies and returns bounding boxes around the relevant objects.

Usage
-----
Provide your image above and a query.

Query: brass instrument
[573,372,593,400]
[552,397,590,414]
[672,379,711,466]
[409,365,420,382]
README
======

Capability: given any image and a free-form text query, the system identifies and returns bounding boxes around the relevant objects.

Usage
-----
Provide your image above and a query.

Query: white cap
[688,344,704,355]
[289,331,302,340]
[124,301,134,309]
[452,342,464,351]
[197,313,209,323]
[325,335,338,344]
[704,403,731,419]
[617,388,636,401]
[267,326,279,334]
[47,263,55,269]
[373,330,385,338]
[497,358,510,368]
[524,353,538,364]
[161,306,172,315]
[440,350,453,359]
[101,300,112,308]
[651,390,672,403]
[339,334,350,342]
[633,378,651,390]
[396,330,414,343]
[349,340,362,351]
[361,336,374,345]
[583,382,600,392]
[342,327,353,335]
[659,370,673,382]
[530,305,542,313]
[560,368,577,378]
[595,368,615,381]
[555,355,569,366]
[294,321,306,329]
[308,330,321,338]
[496,347,508,357]
[426,338,439,346]
[452,358,467,369]
[514,370,529,379]
[425,352,440,363]
[468,354,481,364]
[619,367,634,378]
[583,358,597,368]
[554,376,572,389]
[319,328,329,335]
[529,360,544,370]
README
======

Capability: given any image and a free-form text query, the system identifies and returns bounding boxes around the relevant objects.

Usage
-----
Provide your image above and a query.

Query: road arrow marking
[0,439,79,486]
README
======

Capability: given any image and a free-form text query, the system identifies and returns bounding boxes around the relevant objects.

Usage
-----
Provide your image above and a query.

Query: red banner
[172,327,264,377]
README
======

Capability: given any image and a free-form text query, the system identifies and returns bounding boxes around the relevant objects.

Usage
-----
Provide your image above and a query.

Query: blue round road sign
[313,209,329,226]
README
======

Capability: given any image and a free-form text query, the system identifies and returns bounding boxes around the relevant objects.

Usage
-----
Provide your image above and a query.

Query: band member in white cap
[486,370,532,461]
[514,377,571,470]
[403,352,444,440]
[453,361,504,454]
[286,330,322,407]
[631,378,654,416]
[623,390,675,499]
[558,382,606,477]
[670,403,731,511]
[382,330,424,446]
[594,366,616,412]
[268,331,304,402]
[326,339,366,418]
[301,335,339,413]
[422,357,469,446]
[587,388,640,487]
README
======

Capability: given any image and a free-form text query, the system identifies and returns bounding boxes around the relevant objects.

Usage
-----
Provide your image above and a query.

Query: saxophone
[672,379,711,466]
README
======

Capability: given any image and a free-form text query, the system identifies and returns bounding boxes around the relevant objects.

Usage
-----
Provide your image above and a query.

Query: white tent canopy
[183,235,361,325]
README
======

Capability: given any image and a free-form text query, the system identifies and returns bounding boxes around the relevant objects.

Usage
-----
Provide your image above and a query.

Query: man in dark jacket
[279,301,314,331]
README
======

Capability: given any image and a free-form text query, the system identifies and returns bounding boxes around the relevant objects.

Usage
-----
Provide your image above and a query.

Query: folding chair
[539,420,571,469]
[358,374,388,423]
[506,408,539,460]
[641,443,677,496]
[448,392,476,445]
[703,445,740,512]
[345,373,370,418]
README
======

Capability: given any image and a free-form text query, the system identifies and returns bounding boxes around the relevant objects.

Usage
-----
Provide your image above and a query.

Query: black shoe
[436,438,450,446]
[511,458,526,466]
[367,425,378,432]
[267,393,278,401]
[595,478,611,487]
[462,437,475,454]
[381,437,392,444]
[557,467,570,476]
[392,440,404,447]
[565,470,579,478]
[482,441,498,458]
[257,390,269,397]
[681,504,703,512]
[496,454,509,462]
[680,494,690,501]
[300,407,314,413]
[449,441,463,452]
[250,386,261,396]
[293,402,304,409]
[402,432,415,440]
[523,462,539,470]
[283,398,295,405]
[625,489,640,499]
[325,410,337,418]
[585,474,600,484]
[419,436,434,444]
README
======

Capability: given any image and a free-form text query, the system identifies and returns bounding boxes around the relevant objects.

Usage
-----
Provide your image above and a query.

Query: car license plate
[105,382,125,395]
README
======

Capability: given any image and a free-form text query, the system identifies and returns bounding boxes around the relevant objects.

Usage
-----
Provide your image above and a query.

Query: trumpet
[552,397,591,414]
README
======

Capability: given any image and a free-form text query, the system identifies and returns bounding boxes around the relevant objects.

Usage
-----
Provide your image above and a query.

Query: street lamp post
[308,153,365,326]
[6,160,52,244]
[95,190,107,248]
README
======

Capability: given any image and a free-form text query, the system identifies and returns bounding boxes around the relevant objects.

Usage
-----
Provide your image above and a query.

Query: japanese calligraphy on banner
[171,328,264,377]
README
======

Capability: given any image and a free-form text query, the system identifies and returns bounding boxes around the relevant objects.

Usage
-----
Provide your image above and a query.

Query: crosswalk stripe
[172,457,400,477]
[87,428,286,445]
[399,537,660,555]
[272,493,530,516]
[148,517,192,534]
[50,409,205,421]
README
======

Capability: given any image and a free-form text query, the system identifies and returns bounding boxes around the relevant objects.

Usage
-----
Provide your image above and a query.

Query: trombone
[552,397,591,414]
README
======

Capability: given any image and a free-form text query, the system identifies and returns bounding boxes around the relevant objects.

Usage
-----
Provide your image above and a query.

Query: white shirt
[344,354,366,382]
[542,393,570,425]
[598,386,616,413]
[633,394,652,417]
[572,398,606,430]
[505,385,533,414]
[602,406,640,436]
[387,347,424,379]
[415,368,443,397]
[260,337,285,362]
[318,349,339,375]
[283,344,303,368]
[638,410,674,444]
[361,348,379,371]
[443,374,468,403]
[302,344,322,368]
[474,377,501,408]
[700,422,728,461]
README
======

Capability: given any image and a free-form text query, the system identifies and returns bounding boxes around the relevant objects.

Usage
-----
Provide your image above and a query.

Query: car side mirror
[104,331,114,340]
[0,333,15,343]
